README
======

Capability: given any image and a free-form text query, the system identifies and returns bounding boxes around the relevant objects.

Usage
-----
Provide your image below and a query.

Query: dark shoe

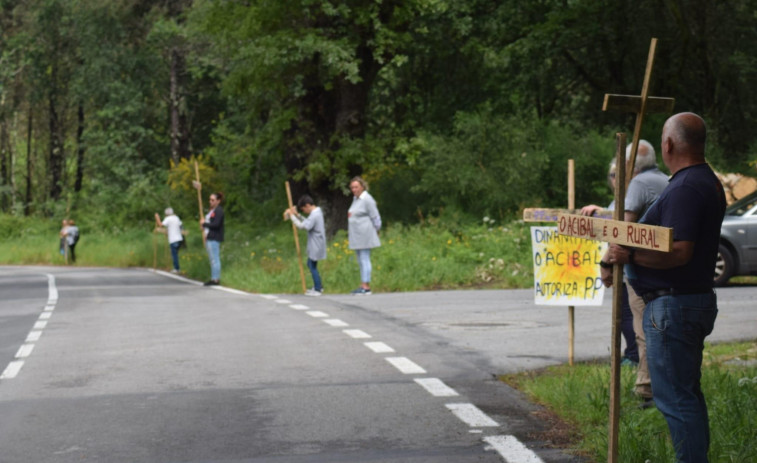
[621,357,638,367]
[638,397,655,410]
[204,280,220,286]
[351,287,371,295]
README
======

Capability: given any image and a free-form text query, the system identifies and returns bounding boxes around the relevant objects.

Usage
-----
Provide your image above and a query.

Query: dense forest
[1,0,756,235]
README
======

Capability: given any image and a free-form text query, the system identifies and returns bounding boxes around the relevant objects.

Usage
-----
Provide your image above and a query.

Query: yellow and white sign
[531,226,607,306]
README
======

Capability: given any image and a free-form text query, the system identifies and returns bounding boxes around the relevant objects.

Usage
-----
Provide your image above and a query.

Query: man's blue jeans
[206,240,221,281]
[307,258,322,291]
[170,241,181,271]
[644,291,718,463]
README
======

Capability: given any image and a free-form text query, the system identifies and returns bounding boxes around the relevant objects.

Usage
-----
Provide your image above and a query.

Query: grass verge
[0,216,534,293]
[501,341,757,462]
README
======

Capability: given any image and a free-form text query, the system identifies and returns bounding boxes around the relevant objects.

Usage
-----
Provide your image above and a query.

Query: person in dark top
[603,112,726,463]
[201,191,225,286]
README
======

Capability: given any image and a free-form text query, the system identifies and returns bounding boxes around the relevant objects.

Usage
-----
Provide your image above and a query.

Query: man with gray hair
[600,139,669,408]
[155,207,184,274]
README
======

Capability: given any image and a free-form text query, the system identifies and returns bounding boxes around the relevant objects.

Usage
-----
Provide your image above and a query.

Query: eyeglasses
[609,173,616,178]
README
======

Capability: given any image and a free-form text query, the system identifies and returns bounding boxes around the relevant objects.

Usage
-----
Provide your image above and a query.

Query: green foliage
[407,108,616,220]
[505,342,757,462]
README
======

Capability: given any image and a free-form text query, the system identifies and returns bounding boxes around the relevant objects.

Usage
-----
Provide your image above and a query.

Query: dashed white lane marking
[274,299,292,304]
[26,331,42,342]
[44,305,55,312]
[0,361,24,379]
[414,378,459,397]
[364,341,395,353]
[323,319,349,327]
[15,344,35,359]
[306,311,329,318]
[343,329,372,339]
[289,304,310,310]
[33,321,48,330]
[259,294,279,300]
[47,274,58,301]
[483,435,544,463]
[385,357,427,374]
[39,312,52,320]
[445,403,499,427]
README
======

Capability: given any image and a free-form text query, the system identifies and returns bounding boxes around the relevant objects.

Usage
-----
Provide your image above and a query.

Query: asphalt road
[1,266,754,463]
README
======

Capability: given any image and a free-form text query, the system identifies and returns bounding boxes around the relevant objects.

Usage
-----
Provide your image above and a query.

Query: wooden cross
[559,134,672,463]
[603,38,675,188]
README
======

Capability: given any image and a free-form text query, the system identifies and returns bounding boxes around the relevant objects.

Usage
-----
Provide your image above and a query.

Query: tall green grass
[503,341,757,462]
[0,214,534,293]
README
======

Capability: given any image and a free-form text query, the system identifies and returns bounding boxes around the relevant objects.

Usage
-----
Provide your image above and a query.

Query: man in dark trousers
[604,112,726,463]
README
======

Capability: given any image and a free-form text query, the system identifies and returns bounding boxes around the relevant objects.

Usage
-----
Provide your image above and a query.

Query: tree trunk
[25,108,32,216]
[48,76,64,201]
[0,118,8,212]
[75,103,85,192]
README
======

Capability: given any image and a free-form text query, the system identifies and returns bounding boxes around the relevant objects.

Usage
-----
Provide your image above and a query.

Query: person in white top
[155,207,183,273]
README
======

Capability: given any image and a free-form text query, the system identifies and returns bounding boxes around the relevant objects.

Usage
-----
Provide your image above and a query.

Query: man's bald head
[663,112,707,156]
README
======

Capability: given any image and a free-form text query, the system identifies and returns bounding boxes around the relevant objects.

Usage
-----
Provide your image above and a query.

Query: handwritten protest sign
[556,212,672,251]
[531,226,607,306]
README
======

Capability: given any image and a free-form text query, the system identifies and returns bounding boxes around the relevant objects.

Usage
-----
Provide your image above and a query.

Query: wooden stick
[567,159,575,367]
[625,38,658,189]
[194,161,206,245]
[608,133,627,463]
[285,181,307,293]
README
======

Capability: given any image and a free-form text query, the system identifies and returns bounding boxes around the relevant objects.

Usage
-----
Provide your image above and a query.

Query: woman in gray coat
[348,176,381,295]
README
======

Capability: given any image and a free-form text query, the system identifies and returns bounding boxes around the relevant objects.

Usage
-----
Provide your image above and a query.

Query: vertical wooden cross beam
[607,133,627,463]
[603,38,675,188]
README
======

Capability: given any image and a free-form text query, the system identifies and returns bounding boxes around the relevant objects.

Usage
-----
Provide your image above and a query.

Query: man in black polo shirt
[604,112,725,463]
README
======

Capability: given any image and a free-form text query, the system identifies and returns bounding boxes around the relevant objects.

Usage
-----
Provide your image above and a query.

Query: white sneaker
[304,289,322,297]
[170,269,180,274]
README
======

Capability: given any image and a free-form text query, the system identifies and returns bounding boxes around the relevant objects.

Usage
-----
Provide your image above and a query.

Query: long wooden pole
[608,133,627,463]
[567,159,576,366]
[194,161,206,245]
[625,38,657,189]
[285,181,308,293]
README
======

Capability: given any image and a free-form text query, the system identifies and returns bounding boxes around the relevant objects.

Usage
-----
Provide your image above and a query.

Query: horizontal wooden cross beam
[556,212,672,252]
[523,208,613,222]
[602,94,675,114]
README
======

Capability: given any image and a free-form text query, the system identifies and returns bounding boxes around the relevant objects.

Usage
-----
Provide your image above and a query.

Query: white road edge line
[445,403,499,427]
[343,329,372,339]
[151,269,203,285]
[364,342,394,353]
[483,435,544,463]
[385,357,427,374]
[212,286,249,295]
[414,378,459,397]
